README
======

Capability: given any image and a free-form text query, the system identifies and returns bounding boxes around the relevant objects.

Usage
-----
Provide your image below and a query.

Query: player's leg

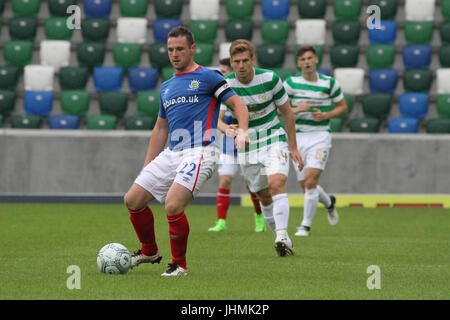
[245,182,265,232]
[296,168,322,236]
[255,187,276,234]
[209,174,232,232]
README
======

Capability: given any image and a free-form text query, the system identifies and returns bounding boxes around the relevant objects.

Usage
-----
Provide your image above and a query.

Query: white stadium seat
[117,18,147,44]
[405,0,435,21]
[333,68,365,95]
[24,65,54,91]
[436,68,450,94]
[219,42,232,60]
[295,19,326,45]
[190,0,219,20]
[40,40,71,73]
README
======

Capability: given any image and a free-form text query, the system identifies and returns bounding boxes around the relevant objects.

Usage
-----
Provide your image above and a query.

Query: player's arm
[278,100,304,170]
[312,98,348,122]
[143,116,169,167]
[223,94,249,149]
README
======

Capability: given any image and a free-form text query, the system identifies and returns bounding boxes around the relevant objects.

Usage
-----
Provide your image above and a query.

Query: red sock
[216,188,231,219]
[167,211,189,269]
[128,206,158,256]
[250,192,262,214]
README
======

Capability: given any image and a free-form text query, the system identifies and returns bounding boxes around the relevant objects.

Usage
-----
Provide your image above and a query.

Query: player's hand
[294,102,311,114]
[225,124,239,138]
[312,108,328,122]
[235,128,250,151]
[290,148,304,171]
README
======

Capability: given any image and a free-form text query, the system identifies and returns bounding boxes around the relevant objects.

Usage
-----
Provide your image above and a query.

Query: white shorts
[218,153,240,176]
[134,145,219,203]
[292,131,332,181]
[239,142,290,193]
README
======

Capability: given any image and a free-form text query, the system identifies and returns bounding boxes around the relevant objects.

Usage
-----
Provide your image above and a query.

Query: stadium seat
[404,0,435,21]
[155,0,183,18]
[113,43,142,70]
[362,93,392,119]
[440,21,450,45]
[388,118,419,133]
[190,0,219,20]
[48,0,77,17]
[333,68,364,95]
[330,45,359,68]
[439,45,450,67]
[11,114,41,129]
[24,65,54,91]
[194,43,214,66]
[190,20,218,44]
[81,18,110,42]
[332,20,361,45]
[403,45,432,69]
[12,0,40,17]
[366,45,395,69]
[436,94,450,118]
[272,68,296,81]
[403,69,433,92]
[256,44,285,68]
[59,66,89,90]
[225,20,253,42]
[119,0,148,17]
[98,91,129,117]
[333,0,362,20]
[84,0,112,18]
[399,93,429,119]
[60,90,91,116]
[162,66,175,82]
[0,90,16,117]
[148,43,171,69]
[367,20,397,45]
[93,66,123,92]
[117,17,147,44]
[437,69,450,94]
[128,67,158,92]
[153,18,181,43]
[261,20,289,44]
[3,40,33,69]
[425,118,450,133]
[295,19,326,45]
[227,0,254,20]
[49,114,80,129]
[0,66,20,90]
[443,0,450,20]
[77,42,106,68]
[45,17,73,40]
[298,0,326,19]
[40,40,71,72]
[8,17,38,41]
[404,21,433,44]
[0,0,4,15]
[87,114,117,130]
[329,117,343,132]
[125,116,156,130]
[342,93,354,118]
[219,43,232,60]
[137,90,159,118]
[261,0,290,20]
[349,117,380,133]
[368,0,397,20]
[24,91,54,117]
[317,68,330,76]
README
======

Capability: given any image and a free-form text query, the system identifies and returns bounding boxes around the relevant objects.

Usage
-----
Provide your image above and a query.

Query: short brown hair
[229,39,255,58]
[296,45,316,57]
[219,58,231,68]
[167,26,195,47]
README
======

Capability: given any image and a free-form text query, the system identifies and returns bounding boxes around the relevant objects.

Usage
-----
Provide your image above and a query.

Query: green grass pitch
[0,203,448,300]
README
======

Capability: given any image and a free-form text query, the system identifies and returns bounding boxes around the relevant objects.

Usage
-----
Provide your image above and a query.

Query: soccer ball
[97,243,131,274]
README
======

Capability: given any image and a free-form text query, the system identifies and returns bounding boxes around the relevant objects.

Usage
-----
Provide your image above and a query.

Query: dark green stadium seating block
[440,21,450,44]
[162,67,175,82]
[261,20,289,44]
[119,0,148,17]
[81,18,110,42]
[294,44,323,68]
[3,40,33,69]
[225,20,253,42]
[0,90,16,117]
[443,0,450,21]
[403,69,433,92]
[256,44,285,69]
[330,45,359,68]
[155,0,183,18]
[189,20,218,44]
[329,117,343,132]
[342,93,354,118]
[349,117,380,133]
[436,94,450,118]
[194,43,214,66]
[45,17,73,40]
[332,20,361,45]
[298,0,326,19]
[11,114,41,129]
[125,116,156,130]
[60,90,90,116]
[77,42,106,68]
[0,0,5,15]
[48,0,77,17]
[334,0,362,20]
[87,115,117,130]
[8,17,38,41]
[59,66,89,90]
[426,118,450,133]
[0,114,2,127]
[227,0,254,20]
[137,90,159,118]
[12,0,40,17]
[98,92,129,118]
[439,45,450,67]
[368,0,397,20]
[272,68,296,81]
[362,93,392,120]
[149,43,171,69]
[366,44,395,69]
[0,66,20,90]
[113,43,142,70]
[404,21,433,45]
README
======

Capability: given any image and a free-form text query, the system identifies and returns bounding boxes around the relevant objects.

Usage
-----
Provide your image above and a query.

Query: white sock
[317,185,331,208]
[260,202,276,235]
[272,193,290,232]
[301,188,319,228]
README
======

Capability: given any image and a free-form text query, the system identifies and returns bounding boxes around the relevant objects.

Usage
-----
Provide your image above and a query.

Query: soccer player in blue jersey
[123,26,249,276]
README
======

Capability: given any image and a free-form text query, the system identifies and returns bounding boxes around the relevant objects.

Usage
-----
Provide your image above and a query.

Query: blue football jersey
[222,112,238,157]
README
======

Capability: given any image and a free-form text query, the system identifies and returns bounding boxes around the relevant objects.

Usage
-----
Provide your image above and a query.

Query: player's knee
[257,190,272,206]
[268,180,285,195]
[304,179,318,190]
[164,200,181,216]
[124,192,143,211]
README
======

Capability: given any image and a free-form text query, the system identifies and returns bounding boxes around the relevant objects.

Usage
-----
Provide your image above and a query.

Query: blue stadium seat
[367,20,397,44]
[403,45,432,69]
[317,68,331,76]
[93,66,123,92]
[128,67,159,92]
[388,118,419,133]
[24,91,54,116]
[49,114,80,129]
[84,0,112,18]
[399,93,429,119]
[153,18,182,43]
[369,69,398,94]
[261,0,290,20]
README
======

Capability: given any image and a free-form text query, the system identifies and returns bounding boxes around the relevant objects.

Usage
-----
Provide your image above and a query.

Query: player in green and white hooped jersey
[223,40,304,257]
[283,45,348,237]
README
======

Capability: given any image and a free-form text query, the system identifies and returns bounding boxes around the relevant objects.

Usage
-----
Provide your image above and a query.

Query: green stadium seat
[261,20,289,45]
[119,0,148,17]
[294,44,323,68]
[98,92,129,118]
[341,93,354,118]
[125,116,156,130]
[349,117,380,133]
[12,0,40,17]
[0,90,16,117]
[272,68,296,81]
[45,17,73,40]
[3,40,33,69]
[256,44,285,69]
[8,17,38,41]
[332,20,361,45]
[0,0,5,16]
[59,66,89,90]
[148,43,171,69]
[227,0,254,20]
[333,0,362,20]
[60,90,91,116]
[81,18,110,42]
[162,67,175,82]
[330,45,359,68]
[362,93,392,120]
[194,43,214,66]
[298,0,326,19]
[439,44,450,67]
[77,42,106,69]
[404,21,433,44]
[225,20,253,42]
[436,94,450,118]
[155,0,183,18]
[425,118,450,133]
[11,114,41,129]
[366,44,395,69]
[137,90,159,118]
[440,21,450,44]
[87,114,117,130]
[0,66,20,90]
[189,20,218,44]
[0,114,2,128]
[113,43,142,70]
[368,0,397,20]
[329,117,343,132]
[48,0,77,17]
[403,69,433,92]
[443,0,450,20]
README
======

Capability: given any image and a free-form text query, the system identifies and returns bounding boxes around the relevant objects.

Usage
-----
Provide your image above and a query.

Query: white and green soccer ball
[97,243,131,274]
